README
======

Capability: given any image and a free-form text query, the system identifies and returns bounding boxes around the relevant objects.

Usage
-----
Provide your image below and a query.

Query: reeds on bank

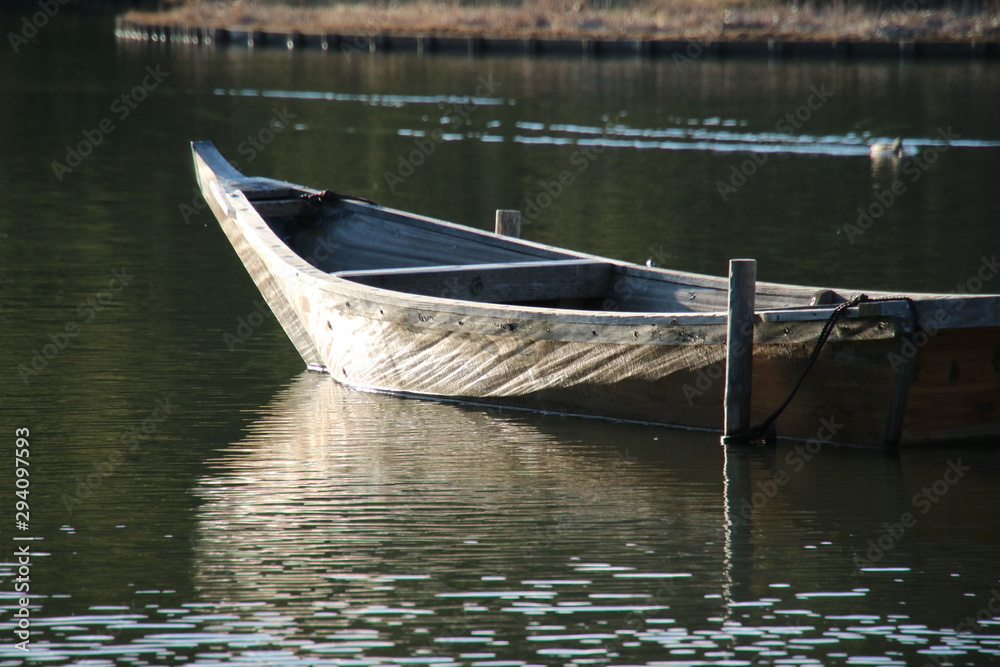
[128,0,1000,42]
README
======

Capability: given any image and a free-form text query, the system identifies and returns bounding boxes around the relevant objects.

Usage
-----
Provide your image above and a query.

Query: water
[1,5,1000,666]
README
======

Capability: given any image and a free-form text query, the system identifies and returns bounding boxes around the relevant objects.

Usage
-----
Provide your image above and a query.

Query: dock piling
[495,209,522,238]
[722,259,757,445]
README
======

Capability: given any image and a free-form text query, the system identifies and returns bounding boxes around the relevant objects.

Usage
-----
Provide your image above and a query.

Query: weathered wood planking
[900,327,1000,443]
[286,208,564,274]
[191,140,1000,447]
[307,301,906,445]
[495,209,522,238]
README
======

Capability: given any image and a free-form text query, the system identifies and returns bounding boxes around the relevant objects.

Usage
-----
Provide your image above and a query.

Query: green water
[1,5,999,666]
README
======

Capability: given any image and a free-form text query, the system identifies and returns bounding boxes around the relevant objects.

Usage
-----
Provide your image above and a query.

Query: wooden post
[722,259,757,445]
[495,209,521,238]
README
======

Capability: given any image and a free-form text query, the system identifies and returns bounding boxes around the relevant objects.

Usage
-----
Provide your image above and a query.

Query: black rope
[723,293,920,445]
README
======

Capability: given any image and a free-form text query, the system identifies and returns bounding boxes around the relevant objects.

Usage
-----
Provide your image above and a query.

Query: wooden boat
[192,141,1000,447]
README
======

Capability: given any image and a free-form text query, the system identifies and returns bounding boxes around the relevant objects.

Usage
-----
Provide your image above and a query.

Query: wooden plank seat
[335,259,613,305]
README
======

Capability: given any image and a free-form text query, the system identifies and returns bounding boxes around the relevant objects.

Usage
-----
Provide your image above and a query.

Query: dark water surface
[2,6,1000,666]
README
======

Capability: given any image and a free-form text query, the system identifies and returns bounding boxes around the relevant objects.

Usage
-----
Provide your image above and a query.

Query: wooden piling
[722,259,757,444]
[495,209,521,238]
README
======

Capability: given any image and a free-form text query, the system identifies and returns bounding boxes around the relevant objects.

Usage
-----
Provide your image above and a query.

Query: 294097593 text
[13,427,33,653]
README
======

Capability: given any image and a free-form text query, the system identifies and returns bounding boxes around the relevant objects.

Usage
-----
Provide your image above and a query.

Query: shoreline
[117,1,1000,59]
[115,19,1000,60]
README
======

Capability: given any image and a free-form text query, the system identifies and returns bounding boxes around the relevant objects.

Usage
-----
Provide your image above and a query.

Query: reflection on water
[184,378,1000,666]
[7,375,999,665]
[190,374,723,613]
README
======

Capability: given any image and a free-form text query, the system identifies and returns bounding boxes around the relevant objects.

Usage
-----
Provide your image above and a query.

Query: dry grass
[126,0,1000,42]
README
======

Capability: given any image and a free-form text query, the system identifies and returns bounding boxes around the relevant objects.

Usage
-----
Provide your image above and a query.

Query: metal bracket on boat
[758,298,916,328]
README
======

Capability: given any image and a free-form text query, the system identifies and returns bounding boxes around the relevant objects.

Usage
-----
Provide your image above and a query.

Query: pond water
[1,5,999,666]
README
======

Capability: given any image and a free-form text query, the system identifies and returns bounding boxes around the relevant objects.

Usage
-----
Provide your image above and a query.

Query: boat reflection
[189,371,726,611]
[185,373,1000,664]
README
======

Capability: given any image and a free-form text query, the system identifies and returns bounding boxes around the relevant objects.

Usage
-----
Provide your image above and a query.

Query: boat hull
[209,208,911,445]
[314,299,908,447]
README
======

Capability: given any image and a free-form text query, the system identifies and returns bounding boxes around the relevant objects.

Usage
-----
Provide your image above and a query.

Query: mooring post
[495,209,521,238]
[722,259,757,445]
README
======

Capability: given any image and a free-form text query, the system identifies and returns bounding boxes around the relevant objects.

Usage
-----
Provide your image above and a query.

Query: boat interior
[252,188,841,315]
